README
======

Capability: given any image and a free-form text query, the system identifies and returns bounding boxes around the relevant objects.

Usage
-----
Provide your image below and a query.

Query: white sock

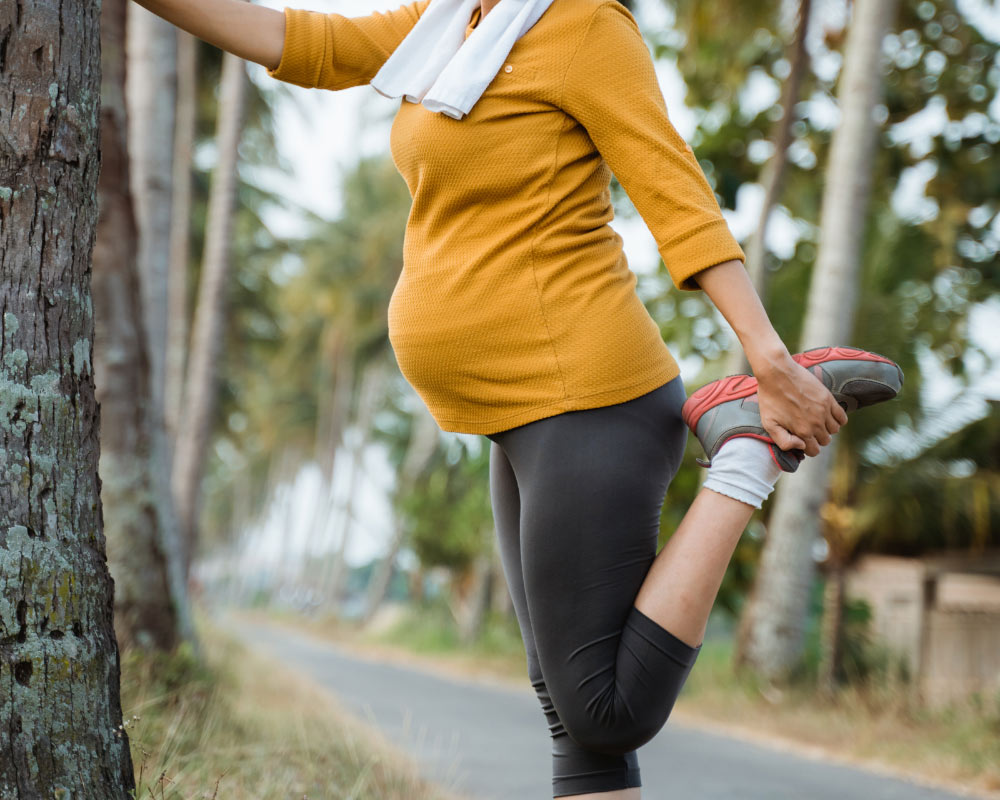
[701,436,783,510]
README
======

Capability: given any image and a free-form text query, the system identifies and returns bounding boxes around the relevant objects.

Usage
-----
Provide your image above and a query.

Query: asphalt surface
[230,618,978,800]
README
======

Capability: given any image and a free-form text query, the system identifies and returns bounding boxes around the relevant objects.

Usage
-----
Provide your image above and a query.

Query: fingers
[823,398,847,436]
[768,424,805,453]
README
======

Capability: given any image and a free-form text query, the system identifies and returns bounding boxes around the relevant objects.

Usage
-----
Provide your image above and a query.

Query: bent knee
[561,708,671,756]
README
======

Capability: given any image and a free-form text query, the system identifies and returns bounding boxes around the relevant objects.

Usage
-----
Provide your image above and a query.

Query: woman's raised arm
[130,0,285,70]
[693,259,848,457]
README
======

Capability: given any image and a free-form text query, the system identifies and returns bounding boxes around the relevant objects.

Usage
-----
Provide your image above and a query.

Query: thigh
[492,378,688,717]
[490,432,645,796]
[487,438,539,669]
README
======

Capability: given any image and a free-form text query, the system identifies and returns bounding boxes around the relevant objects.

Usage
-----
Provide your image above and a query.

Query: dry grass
[675,640,1000,798]
[119,623,457,800]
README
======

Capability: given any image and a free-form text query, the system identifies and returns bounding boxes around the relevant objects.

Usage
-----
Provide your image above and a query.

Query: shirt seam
[526,128,575,406]
[560,2,616,110]
[521,1,615,405]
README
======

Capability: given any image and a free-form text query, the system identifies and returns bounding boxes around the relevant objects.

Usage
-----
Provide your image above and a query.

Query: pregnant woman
[132,0,903,796]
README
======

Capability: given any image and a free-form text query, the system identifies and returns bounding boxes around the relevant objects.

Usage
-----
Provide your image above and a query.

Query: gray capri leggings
[486,376,700,797]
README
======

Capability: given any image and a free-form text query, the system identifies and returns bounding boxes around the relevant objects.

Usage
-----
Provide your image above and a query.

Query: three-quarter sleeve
[560,2,745,291]
[267,0,431,91]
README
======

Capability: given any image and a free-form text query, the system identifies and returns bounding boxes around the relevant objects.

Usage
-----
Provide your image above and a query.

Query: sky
[218,0,1000,583]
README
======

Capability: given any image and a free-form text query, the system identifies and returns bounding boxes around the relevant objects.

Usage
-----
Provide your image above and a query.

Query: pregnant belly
[387,267,565,414]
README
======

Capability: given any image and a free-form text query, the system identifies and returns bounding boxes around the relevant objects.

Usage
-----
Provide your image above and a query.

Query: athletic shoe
[791,346,904,412]
[681,374,804,473]
[681,347,904,473]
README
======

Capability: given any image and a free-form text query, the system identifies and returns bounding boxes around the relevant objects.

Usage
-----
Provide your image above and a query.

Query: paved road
[230,619,977,800]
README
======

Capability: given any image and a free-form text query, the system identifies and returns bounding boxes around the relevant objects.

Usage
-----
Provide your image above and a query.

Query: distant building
[845,551,1000,707]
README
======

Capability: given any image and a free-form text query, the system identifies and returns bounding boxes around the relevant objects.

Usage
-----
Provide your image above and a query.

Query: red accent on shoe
[792,346,896,369]
[681,374,758,431]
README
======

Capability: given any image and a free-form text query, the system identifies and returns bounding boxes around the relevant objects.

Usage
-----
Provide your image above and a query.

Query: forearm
[130,0,285,70]
[691,259,791,373]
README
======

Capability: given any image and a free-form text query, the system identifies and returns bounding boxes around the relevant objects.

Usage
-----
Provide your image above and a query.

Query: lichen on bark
[1,1,136,796]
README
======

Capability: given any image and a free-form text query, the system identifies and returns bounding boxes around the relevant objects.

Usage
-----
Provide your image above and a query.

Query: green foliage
[368,598,525,662]
[798,590,906,687]
[399,437,493,571]
[650,0,999,564]
[850,407,1000,555]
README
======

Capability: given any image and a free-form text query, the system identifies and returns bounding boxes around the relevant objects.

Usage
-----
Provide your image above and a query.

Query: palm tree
[126,1,176,413]
[0,1,134,792]
[736,0,901,682]
[165,30,199,443]
[723,0,813,376]
[172,51,248,573]
[94,0,195,652]
[362,401,441,625]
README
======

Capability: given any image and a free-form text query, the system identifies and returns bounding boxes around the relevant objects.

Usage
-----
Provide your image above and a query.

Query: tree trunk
[164,30,198,444]
[736,0,898,682]
[0,1,135,794]
[125,2,175,418]
[301,328,354,589]
[724,0,812,377]
[453,549,492,645]
[362,405,440,626]
[172,52,248,573]
[817,565,845,697]
[322,359,386,608]
[94,0,195,652]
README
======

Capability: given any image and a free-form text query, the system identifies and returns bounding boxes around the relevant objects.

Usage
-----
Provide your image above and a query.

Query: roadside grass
[257,601,1000,796]
[679,639,1000,795]
[256,601,529,687]
[119,622,454,800]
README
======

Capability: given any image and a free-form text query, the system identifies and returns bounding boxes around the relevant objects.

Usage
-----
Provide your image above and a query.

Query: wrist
[744,338,793,377]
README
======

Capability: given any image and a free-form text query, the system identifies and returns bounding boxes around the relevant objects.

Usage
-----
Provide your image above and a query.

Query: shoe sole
[793,346,903,412]
[793,345,898,370]
[682,374,758,432]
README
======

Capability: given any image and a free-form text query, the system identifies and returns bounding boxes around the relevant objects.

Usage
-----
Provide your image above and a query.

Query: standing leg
[491,377,698,795]
[489,439,642,798]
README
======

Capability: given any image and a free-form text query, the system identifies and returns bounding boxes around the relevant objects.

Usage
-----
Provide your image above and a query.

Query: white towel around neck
[370,0,556,120]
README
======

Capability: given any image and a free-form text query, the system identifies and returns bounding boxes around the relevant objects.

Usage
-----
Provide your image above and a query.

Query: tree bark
[0,1,135,794]
[94,0,195,653]
[736,0,898,682]
[164,30,198,445]
[172,52,248,574]
[724,0,812,377]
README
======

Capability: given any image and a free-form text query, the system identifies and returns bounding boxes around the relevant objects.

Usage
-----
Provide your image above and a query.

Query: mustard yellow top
[267,0,746,435]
